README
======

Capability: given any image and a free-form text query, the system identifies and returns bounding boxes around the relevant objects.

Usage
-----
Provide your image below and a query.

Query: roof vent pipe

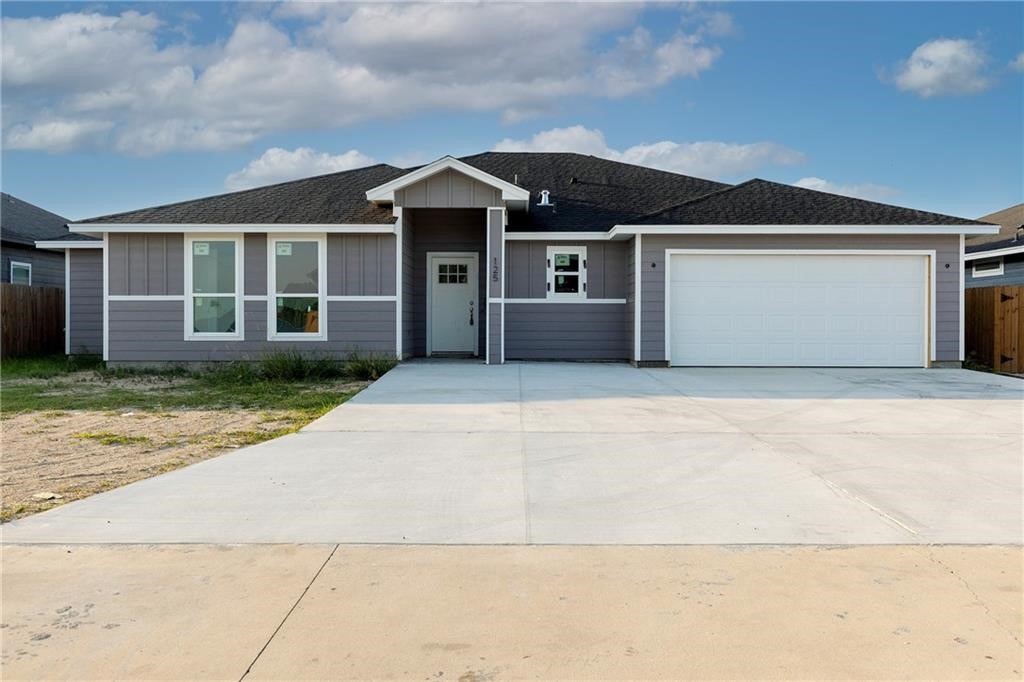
[539,189,552,206]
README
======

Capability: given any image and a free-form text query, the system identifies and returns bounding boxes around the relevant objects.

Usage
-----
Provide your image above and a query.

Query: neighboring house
[40,152,996,368]
[964,203,1024,288]
[0,192,76,288]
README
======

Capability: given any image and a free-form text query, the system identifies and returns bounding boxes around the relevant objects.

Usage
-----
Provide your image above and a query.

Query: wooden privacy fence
[965,286,1023,374]
[1,284,65,358]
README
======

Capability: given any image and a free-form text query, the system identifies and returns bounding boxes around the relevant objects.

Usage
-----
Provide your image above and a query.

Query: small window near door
[9,261,31,285]
[972,257,1004,278]
[546,246,586,299]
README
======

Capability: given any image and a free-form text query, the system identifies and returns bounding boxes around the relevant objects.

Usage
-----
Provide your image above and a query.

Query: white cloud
[225,147,377,190]
[4,119,114,152]
[2,5,731,155]
[1011,52,1024,73]
[494,125,805,179]
[888,38,992,97]
[793,177,899,202]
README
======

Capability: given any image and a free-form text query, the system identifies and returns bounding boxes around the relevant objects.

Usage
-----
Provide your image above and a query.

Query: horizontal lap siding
[108,299,395,362]
[505,303,628,360]
[1,245,66,288]
[68,249,103,354]
[401,213,415,357]
[965,254,1024,288]
[639,234,962,363]
[626,237,636,362]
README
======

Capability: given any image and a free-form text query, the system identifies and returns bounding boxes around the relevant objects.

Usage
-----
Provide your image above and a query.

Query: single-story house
[39,152,997,367]
[1,192,80,288]
[964,203,1024,288]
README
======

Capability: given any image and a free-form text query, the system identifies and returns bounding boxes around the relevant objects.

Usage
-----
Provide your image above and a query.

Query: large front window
[270,237,325,339]
[187,238,240,338]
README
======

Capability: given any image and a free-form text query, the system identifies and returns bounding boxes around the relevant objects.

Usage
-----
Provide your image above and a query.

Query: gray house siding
[407,209,488,356]
[107,299,395,362]
[68,249,103,354]
[638,234,962,364]
[328,234,396,296]
[505,303,628,360]
[401,212,415,357]
[504,241,628,299]
[1,243,65,288]
[108,233,184,296]
[395,169,502,209]
[625,237,636,363]
[965,253,1024,288]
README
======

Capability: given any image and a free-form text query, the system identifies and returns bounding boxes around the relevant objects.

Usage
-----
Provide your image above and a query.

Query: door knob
[469,301,474,326]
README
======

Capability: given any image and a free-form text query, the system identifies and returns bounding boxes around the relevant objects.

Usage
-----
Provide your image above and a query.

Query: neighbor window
[186,237,240,339]
[972,258,1004,278]
[546,246,587,299]
[9,261,31,285]
[270,237,325,339]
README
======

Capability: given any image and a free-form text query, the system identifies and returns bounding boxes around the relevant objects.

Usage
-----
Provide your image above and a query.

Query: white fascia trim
[959,234,965,362]
[502,298,626,304]
[109,295,185,301]
[102,233,109,361]
[611,224,1000,237]
[326,295,397,302]
[64,250,70,355]
[36,240,102,250]
[394,207,403,360]
[964,244,1024,260]
[634,233,642,364]
[504,232,609,241]
[365,156,530,203]
[72,224,395,234]
[662,248,937,367]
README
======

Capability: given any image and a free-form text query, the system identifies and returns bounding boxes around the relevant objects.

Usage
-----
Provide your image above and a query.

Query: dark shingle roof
[42,232,101,243]
[459,152,728,232]
[74,164,408,225]
[629,179,989,226]
[69,153,985,230]
[0,193,74,245]
[966,203,1024,253]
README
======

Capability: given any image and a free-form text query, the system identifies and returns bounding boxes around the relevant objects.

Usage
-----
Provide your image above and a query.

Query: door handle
[469,301,474,326]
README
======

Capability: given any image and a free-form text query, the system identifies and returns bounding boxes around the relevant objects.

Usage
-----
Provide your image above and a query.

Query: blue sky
[1,2,1021,221]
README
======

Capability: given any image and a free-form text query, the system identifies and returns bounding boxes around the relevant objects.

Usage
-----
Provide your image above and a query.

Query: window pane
[555,274,579,293]
[193,297,236,333]
[192,241,235,294]
[975,259,1001,272]
[554,253,579,272]
[276,297,319,333]
[276,242,318,294]
[10,265,30,285]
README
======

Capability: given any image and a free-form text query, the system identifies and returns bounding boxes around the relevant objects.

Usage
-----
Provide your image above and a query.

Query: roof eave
[608,224,999,239]
[964,243,1024,261]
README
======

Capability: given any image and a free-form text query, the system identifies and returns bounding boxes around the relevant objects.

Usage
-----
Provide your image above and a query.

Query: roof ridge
[74,162,402,224]
[459,150,728,185]
[626,179,755,223]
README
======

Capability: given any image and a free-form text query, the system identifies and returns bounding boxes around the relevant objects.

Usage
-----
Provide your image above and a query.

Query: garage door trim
[663,249,936,367]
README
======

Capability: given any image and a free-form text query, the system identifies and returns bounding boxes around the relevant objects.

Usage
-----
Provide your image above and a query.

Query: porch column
[486,207,505,364]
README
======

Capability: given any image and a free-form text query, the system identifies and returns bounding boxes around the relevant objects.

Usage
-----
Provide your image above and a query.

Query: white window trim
[184,234,244,341]
[267,233,327,342]
[10,261,31,286]
[971,257,1004,278]
[545,245,587,300]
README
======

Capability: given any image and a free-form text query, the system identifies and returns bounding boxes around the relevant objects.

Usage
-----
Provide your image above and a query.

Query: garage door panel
[668,254,927,367]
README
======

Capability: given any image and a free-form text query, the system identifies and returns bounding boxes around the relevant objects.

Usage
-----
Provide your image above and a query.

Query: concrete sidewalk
[2,544,1021,680]
[3,363,1021,545]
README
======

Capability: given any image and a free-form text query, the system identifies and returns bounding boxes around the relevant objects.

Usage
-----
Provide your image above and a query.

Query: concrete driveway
[4,362,1021,544]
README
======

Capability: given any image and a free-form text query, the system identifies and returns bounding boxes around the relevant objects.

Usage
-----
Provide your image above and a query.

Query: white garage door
[667,253,928,367]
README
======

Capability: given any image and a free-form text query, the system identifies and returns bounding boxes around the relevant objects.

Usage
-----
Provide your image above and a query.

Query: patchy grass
[73,431,153,446]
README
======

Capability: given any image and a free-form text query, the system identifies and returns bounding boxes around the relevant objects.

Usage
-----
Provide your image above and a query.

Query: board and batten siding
[105,231,398,362]
[502,240,629,360]
[406,208,488,356]
[68,249,103,354]
[965,253,1024,288]
[395,169,503,209]
[638,234,963,364]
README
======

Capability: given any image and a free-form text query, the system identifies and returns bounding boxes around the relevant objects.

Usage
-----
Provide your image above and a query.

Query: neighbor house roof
[71,153,986,230]
[630,179,990,226]
[965,203,1024,254]
[1,193,76,245]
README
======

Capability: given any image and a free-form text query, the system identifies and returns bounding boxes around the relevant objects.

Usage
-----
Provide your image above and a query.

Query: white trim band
[72,224,395,234]
[109,295,185,301]
[35,240,102,250]
[498,298,626,304]
[964,244,1024,260]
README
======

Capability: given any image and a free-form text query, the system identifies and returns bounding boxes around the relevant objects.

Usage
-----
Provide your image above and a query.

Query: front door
[428,253,478,355]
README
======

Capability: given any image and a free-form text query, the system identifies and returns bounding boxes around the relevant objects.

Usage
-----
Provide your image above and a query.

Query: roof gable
[365,156,529,204]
